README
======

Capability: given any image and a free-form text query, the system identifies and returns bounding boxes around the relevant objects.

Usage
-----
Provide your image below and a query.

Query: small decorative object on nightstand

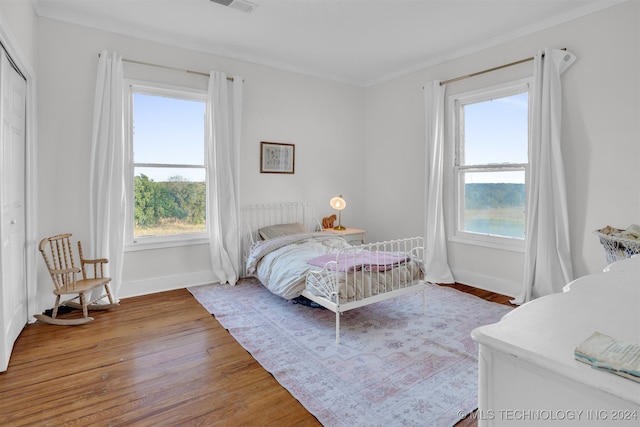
[321,214,337,230]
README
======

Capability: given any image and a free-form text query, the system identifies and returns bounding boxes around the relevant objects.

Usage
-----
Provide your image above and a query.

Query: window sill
[125,235,209,252]
[448,233,525,253]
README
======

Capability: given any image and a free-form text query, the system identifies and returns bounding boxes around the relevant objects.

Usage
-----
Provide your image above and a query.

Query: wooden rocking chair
[35,233,118,325]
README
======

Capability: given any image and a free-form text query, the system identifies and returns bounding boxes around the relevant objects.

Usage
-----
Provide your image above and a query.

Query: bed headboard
[240,202,318,276]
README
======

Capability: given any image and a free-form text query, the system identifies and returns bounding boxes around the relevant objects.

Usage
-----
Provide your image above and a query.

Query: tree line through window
[129,85,207,241]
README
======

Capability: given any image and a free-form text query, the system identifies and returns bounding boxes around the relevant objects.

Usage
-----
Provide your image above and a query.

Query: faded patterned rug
[188,278,511,427]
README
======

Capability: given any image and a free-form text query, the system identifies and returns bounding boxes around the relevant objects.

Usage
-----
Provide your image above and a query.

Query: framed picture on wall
[260,141,295,174]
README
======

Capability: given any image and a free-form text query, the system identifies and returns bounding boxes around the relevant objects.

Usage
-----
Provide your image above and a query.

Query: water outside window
[460,92,528,239]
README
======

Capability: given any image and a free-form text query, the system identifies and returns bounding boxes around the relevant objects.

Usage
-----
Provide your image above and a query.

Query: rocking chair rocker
[35,233,118,325]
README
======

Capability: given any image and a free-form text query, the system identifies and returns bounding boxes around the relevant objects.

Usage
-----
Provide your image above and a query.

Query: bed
[241,202,429,343]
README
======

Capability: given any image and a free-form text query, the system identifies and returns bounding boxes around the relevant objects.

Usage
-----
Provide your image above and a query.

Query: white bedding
[316,259,425,303]
[246,232,351,299]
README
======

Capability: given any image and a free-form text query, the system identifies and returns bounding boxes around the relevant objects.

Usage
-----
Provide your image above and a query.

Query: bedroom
[0,0,638,424]
[4,0,634,306]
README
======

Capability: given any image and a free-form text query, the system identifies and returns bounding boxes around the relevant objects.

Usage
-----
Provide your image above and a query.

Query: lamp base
[333,225,346,230]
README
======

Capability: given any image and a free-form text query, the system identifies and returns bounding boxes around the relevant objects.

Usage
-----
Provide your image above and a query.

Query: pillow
[258,223,307,240]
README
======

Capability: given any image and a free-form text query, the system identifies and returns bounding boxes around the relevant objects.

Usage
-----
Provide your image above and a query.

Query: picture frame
[260,141,295,174]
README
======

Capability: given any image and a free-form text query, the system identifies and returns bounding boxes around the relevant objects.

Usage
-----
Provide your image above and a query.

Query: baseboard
[119,271,219,299]
[452,268,519,298]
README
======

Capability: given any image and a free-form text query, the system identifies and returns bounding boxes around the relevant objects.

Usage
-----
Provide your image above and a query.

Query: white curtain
[206,71,243,285]
[89,50,126,300]
[424,80,454,284]
[513,48,576,304]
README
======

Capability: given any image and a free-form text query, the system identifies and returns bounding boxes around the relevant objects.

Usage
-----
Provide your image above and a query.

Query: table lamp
[329,195,346,230]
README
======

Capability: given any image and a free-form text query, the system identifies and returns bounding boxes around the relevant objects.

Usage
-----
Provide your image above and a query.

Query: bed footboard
[304,236,428,343]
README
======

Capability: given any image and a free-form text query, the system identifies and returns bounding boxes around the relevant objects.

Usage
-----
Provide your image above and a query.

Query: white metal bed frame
[241,202,428,343]
[240,202,317,276]
[303,237,427,343]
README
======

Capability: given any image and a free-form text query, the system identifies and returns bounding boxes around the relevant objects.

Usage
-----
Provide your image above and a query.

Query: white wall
[35,18,365,307]
[0,1,38,67]
[364,1,640,296]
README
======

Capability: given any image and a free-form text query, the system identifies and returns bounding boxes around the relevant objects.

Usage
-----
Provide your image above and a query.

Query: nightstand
[323,227,366,245]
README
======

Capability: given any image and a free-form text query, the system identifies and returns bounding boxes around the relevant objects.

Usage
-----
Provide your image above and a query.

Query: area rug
[188,278,512,427]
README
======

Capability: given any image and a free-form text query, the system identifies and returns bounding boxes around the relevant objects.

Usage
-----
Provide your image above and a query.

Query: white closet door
[0,49,27,372]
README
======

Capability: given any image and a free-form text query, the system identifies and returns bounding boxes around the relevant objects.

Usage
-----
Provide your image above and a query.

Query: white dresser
[471,256,640,426]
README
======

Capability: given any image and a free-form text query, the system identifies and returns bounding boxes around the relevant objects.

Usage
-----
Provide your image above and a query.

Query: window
[450,80,530,250]
[125,81,208,249]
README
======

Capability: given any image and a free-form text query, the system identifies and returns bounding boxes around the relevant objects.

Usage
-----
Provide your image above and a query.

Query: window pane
[463,92,528,165]
[462,171,525,239]
[133,93,205,165]
[134,168,206,237]
[135,167,205,183]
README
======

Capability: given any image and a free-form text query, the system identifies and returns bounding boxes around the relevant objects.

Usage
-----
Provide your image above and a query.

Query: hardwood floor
[0,283,513,426]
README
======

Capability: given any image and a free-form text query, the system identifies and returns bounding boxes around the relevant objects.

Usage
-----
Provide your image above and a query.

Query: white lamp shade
[330,196,346,210]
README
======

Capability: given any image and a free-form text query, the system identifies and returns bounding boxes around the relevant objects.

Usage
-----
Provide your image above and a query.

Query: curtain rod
[98,54,237,81]
[439,48,566,86]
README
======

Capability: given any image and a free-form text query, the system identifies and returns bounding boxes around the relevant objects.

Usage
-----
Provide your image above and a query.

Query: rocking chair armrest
[81,258,109,265]
[79,257,109,280]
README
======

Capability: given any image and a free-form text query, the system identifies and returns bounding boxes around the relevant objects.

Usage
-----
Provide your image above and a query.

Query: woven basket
[594,228,640,264]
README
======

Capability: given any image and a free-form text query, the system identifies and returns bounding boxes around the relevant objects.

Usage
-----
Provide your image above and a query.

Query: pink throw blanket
[307,251,409,272]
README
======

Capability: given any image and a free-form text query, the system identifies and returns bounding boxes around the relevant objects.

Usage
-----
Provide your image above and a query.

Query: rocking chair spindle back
[35,233,118,325]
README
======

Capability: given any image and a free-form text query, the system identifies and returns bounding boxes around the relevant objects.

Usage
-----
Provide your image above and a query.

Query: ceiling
[33,0,622,86]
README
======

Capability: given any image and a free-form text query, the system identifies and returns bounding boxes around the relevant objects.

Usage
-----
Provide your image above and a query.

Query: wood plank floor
[0,283,513,426]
